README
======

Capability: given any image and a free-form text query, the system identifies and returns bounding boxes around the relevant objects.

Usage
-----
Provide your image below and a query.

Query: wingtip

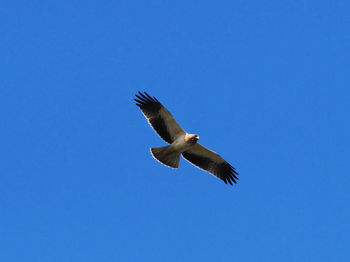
[134,91,162,106]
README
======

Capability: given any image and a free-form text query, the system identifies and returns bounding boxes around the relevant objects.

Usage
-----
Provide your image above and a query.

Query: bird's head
[189,134,199,143]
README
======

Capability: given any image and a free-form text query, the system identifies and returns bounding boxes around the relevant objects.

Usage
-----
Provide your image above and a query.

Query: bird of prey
[134,91,239,185]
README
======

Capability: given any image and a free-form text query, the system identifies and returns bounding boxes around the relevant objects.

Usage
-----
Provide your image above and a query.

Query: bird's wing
[182,143,238,185]
[135,91,185,144]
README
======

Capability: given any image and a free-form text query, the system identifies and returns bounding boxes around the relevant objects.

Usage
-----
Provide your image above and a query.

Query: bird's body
[171,133,199,152]
[135,91,239,185]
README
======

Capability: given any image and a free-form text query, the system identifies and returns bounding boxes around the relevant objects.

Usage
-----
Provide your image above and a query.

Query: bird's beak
[195,135,199,140]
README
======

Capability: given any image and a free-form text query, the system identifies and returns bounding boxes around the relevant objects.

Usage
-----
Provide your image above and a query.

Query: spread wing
[182,143,238,185]
[134,91,185,144]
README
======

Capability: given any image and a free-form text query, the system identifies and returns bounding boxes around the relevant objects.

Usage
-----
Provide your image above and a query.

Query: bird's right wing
[135,92,185,144]
[182,143,238,185]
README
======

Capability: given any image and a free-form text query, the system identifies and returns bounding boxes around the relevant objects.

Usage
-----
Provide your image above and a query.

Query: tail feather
[150,146,180,168]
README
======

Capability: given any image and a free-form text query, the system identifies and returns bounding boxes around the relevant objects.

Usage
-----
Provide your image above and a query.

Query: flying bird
[134,91,239,185]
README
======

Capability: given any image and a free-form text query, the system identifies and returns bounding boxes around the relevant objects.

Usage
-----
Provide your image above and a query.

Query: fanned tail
[150,146,180,168]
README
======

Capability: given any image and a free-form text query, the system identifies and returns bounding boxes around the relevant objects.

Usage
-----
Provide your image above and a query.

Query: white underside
[170,133,194,153]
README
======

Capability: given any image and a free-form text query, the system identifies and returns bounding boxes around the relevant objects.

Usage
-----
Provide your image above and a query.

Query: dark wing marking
[134,91,185,143]
[182,143,238,185]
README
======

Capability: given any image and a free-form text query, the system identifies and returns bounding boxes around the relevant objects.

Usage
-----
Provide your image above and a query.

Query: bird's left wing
[135,91,185,144]
[182,143,238,185]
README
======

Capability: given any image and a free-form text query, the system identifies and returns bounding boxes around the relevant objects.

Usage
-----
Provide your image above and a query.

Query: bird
[134,91,239,185]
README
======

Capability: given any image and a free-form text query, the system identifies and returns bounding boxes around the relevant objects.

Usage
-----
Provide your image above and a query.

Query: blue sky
[1,0,349,261]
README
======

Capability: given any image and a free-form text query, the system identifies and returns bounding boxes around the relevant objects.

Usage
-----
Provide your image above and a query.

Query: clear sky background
[1,1,349,261]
